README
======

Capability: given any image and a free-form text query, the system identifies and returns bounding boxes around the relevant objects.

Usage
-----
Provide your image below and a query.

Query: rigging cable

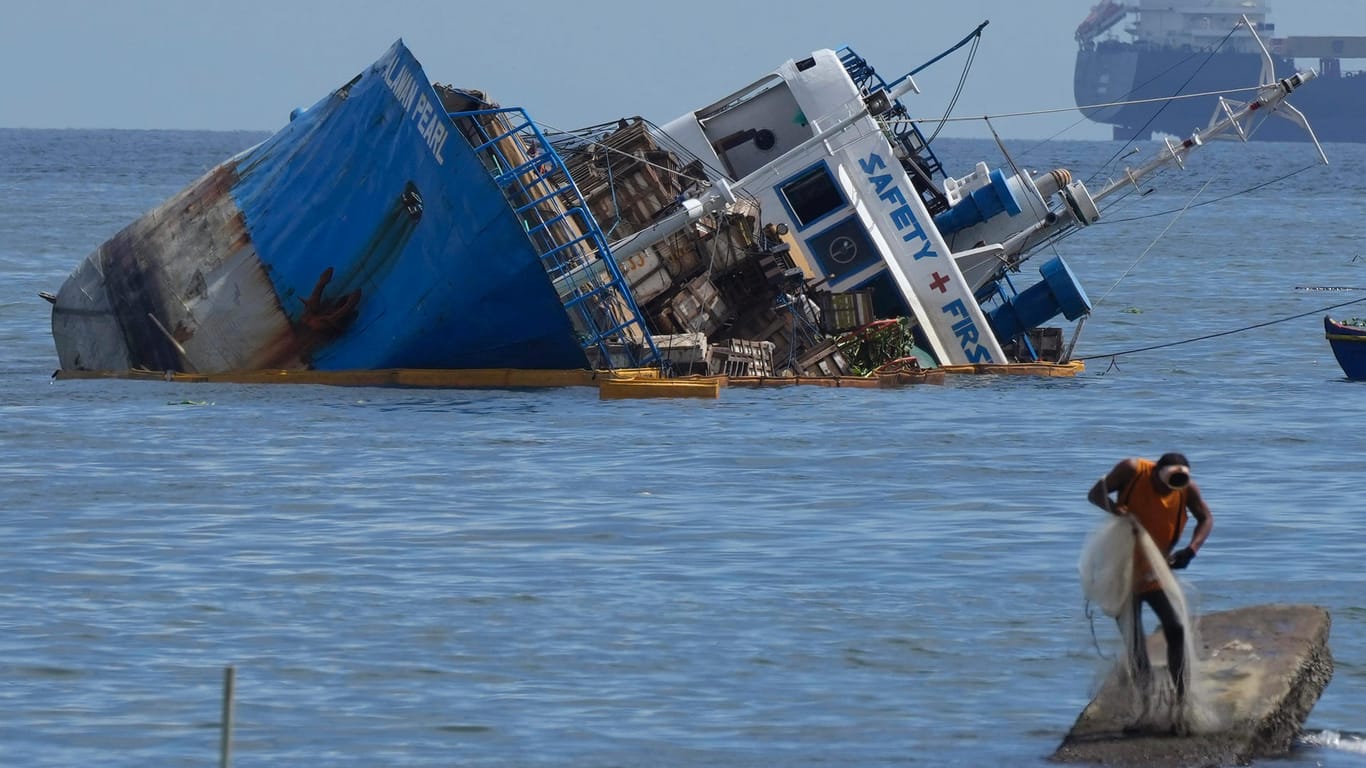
[1078,294,1366,362]
[895,84,1267,126]
[1087,23,1242,185]
[1089,176,1214,309]
[1094,164,1319,224]
[922,30,982,144]
[978,115,1058,261]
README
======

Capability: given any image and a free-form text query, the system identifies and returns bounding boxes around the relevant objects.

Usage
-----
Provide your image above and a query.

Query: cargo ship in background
[1075,0,1366,142]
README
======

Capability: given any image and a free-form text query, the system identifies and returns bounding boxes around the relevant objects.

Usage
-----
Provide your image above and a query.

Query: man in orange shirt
[1088,452,1214,702]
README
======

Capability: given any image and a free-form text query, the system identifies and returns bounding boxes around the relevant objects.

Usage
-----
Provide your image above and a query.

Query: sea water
[1,128,1364,767]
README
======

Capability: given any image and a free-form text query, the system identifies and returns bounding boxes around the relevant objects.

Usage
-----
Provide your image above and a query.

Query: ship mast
[1090,69,1323,206]
[1095,13,1327,204]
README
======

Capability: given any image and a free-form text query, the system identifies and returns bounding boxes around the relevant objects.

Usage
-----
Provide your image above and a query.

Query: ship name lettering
[383,57,419,112]
[860,151,936,260]
[941,299,994,363]
[383,55,447,165]
[412,94,448,164]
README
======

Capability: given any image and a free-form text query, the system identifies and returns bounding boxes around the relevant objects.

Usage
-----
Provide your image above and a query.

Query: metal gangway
[450,106,661,370]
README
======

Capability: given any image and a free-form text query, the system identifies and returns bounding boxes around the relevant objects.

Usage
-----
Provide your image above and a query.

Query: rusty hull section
[51,162,321,372]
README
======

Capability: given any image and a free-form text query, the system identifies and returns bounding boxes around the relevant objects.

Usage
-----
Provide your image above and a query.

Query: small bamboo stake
[220,665,235,768]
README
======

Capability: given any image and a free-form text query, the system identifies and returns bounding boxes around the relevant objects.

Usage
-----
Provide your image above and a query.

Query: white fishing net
[1079,513,1219,733]
[1079,515,1134,618]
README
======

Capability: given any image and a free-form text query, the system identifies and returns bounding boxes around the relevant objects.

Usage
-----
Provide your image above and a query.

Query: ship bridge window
[780,163,845,230]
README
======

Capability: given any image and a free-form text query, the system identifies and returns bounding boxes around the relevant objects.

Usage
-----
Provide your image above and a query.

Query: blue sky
[2,0,1363,139]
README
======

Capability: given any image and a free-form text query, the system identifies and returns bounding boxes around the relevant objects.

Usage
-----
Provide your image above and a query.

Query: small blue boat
[47,29,1325,378]
[1324,316,1366,379]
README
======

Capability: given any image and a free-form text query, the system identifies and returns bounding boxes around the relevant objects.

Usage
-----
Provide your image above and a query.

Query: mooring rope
[1077,294,1366,362]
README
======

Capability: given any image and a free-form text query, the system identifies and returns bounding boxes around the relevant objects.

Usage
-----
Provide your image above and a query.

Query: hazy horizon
[3,1,1363,141]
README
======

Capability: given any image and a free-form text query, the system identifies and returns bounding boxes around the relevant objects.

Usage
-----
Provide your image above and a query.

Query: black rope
[1078,294,1366,361]
[1095,164,1320,225]
[923,32,981,144]
[1085,599,1116,661]
[1020,158,1269,255]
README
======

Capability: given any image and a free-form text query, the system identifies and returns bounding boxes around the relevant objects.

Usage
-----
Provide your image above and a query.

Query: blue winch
[933,167,1022,234]
[987,256,1092,341]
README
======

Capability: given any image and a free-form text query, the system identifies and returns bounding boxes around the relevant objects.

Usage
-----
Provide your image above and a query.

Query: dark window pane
[782,166,842,227]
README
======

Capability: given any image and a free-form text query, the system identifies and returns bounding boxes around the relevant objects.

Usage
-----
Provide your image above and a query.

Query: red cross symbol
[929,272,951,293]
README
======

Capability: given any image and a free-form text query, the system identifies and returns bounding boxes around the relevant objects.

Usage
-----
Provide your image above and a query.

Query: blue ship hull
[48,33,1167,380]
[51,41,613,372]
[1075,42,1366,143]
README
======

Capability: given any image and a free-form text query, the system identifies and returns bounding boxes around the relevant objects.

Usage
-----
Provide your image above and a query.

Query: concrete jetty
[1053,603,1332,767]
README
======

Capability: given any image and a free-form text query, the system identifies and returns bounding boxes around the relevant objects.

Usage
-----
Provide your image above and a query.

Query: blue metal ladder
[450,107,661,370]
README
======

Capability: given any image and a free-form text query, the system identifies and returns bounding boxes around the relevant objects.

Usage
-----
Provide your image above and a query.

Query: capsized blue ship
[49,31,1323,377]
[51,41,657,373]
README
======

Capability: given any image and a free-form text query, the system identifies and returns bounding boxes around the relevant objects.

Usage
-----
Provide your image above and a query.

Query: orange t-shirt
[1121,459,1188,593]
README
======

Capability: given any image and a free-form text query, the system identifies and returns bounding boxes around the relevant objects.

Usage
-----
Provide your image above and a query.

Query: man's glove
[1169,547,1196,570]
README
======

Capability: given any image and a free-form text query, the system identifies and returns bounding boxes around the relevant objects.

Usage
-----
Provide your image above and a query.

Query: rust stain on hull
[52,161,366,373]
